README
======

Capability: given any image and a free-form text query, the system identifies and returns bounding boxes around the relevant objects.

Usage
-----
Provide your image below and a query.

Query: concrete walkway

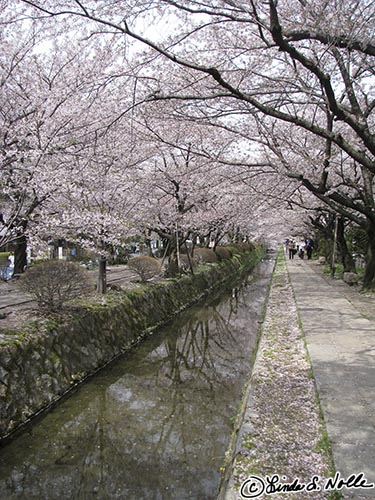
[287,258,375,499]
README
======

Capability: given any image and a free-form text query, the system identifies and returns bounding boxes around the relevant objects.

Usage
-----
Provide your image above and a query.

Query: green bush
[231,242,255,252]
[243,241,255,251]
[193,247,218,263]
[214,246,232,261]
[166,254,196,276]
[128,256,162,282]
[226,245,241,255]
[19,260,92,312]
[0,252,10,264]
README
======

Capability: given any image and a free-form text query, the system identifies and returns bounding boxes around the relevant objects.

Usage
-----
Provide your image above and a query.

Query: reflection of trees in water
[99,286,252,498]
[117,287,250,452]
[164,303,236,387]
[96,286,252,497]
[77,395,108,500]
[153,285,249,419]
[0,279,268,500]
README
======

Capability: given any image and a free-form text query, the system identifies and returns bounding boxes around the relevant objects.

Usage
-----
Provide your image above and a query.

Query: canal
[0,255,275,500]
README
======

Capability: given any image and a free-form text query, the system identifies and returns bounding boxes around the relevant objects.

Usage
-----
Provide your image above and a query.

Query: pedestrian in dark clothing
[289,240,296,259]
[305,238,314,260]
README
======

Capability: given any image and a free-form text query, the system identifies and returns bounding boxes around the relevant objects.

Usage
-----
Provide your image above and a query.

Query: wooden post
[14,235,28,275]
[161,240,170,268]
[97,256,107,294]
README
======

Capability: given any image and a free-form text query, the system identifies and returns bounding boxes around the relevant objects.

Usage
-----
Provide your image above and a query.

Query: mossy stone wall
[0,248,263,439]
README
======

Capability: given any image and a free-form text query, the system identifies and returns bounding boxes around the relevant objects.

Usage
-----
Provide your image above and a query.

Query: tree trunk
[325,243,333,271]
[175,224,180,272]
[337,217,356,272]
[183,241,194,275]
[144,230,153,257]
[363,223,375,289]
[330,216,339,276]
[14,235,28,275]
[97,256,107,294]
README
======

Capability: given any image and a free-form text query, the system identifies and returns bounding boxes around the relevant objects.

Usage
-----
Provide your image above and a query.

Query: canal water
[0,255,275,500]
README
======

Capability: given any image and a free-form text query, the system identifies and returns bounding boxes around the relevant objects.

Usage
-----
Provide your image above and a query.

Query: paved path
[287,258,375,499]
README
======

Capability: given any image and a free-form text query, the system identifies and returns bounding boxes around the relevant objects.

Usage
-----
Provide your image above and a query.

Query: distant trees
[308,211,357,274]
[130,115,273,270]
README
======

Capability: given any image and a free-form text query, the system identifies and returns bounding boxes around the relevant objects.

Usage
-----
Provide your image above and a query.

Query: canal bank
[0,253,275,500]
[0,246,263,440]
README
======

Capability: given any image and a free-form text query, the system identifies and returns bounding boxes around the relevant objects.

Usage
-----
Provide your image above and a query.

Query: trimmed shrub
[128,256,162,282]
[214,246,232,261]
[243,241,255,251]
[20,260,92,312]
[166,254,196,276]
[193,247,218,264]
[230,242,255,253]
[226,245,240,255]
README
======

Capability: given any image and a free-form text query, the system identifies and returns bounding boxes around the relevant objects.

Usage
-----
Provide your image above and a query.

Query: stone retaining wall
[0,249,263,440]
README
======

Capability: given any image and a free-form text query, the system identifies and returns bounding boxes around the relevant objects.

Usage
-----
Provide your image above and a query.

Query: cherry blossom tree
[17,0,374,285]
[0,13,107,270]
[0,13,50,271]
[129,105,279,271]
[34,118,150,292]
[1,3,146,284]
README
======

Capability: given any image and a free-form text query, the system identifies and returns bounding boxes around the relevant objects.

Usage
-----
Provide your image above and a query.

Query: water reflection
[0,257,274,500]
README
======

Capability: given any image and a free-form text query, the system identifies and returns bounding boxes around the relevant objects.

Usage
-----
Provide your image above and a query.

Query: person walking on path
[6,252,14,281]
[305,238,314,259]
[288,240,296,259]
[284,238,290,255]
